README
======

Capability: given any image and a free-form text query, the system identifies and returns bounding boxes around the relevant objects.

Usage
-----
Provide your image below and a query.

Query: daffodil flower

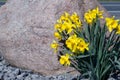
[50,40,59,53]
[59,53,70,66]
[105,16,119,32]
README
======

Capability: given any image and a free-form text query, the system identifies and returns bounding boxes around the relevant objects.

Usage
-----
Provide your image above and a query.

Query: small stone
[24,76,32,80]
[0,66,4,71]
[8,66,16,71]
[2,67,8,73]
[0,56,3,61]
[117,73,120,80]
[31,74,39,78]
[20,69,32,74]
[31,74,46,80]
[108,78,116,80]
[0,62,3,66]
[1,60,8,65]
[56,75,65,80]
[12,68,20,75]
[0,73,3,79]
[3,74,10,80]
[47,76,56,80]
[16,73,27,80]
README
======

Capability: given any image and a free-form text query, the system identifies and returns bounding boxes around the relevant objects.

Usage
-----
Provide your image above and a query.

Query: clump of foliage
[51,7,120,80]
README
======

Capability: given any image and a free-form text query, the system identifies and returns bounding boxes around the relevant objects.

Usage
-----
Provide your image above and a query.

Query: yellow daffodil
[54,12,82,34]
[92,7,103,19]
[84,7,103,24]
[70,12,82,27]
[54,32,62,40]
[51,40,59,53]
[63,21,75,34]
[59,53,70,66]
[59,12,70,23]
[70,12,79,22]
[66,35,78,52]
[116,24,120,34]
[77,40,89,53]
[54,22,68,33]
[105,16,119,32]
[66,35,89,53]
[84,11,94,24]
[54,23,61,30]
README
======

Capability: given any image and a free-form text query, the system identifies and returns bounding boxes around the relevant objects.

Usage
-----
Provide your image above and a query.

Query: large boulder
[0,0,109,76]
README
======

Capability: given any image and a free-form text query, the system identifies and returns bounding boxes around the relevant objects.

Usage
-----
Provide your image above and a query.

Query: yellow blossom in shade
[105,16,119,32]
[77,39,89,53]
[70,12,82,27]
[59,53,70,66]
[51,40,59,53]
[54,32,62,40]
[116,24,120,34]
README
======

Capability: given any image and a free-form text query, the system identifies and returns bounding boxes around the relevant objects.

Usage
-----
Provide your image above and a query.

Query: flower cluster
[54,12,82,34]
[66,34,89,53]
[51,7,120,80]
[105,16,120,34]
[51,12,88,66]
[84,7,103,24]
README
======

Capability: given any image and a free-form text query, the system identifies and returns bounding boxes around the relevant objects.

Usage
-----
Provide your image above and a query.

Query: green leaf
[74,54,95,59]
[84,23,91,42]
[101,65,111,78]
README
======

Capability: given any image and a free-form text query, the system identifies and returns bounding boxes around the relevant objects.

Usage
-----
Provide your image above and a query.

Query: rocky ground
[0,55,120,80]
[0,55,79,80]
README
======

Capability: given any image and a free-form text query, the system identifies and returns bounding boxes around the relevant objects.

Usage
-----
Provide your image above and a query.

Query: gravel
[0,55,79,80]
[0,55,120,80]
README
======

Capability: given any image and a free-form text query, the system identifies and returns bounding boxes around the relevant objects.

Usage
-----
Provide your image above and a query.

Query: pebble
[0,73,3,79]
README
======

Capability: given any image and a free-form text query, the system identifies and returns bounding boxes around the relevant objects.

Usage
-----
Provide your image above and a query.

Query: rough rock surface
[0,0,109,76]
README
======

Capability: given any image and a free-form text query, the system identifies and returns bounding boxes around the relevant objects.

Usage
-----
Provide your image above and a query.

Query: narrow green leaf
[101,65,111,78]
